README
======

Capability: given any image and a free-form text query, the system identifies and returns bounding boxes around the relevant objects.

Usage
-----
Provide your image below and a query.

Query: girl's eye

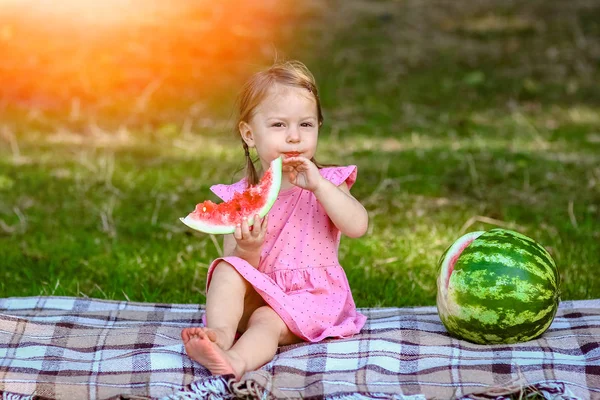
[271,122,284,127]
[301,123,313,127]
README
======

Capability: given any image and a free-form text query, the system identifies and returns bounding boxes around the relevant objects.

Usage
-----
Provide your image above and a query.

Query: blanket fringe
[457,382,581,400]
[324,394,426,399]
[160,374,236,400]
[161,374,272,400]
[163,377,581,400]
[2,394,35,400]
[230,377,272,400]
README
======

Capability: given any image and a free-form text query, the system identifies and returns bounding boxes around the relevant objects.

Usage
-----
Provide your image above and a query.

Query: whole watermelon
[436,228,560,344]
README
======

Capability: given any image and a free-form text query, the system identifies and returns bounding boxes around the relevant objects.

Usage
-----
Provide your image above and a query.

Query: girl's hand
[233,213,268,254]
[282,156,324,192]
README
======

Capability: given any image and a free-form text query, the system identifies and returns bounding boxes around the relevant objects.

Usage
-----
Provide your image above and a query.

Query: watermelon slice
[180,157,282,234]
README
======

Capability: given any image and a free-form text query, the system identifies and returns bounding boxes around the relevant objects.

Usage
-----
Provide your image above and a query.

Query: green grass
[0,0,599,307]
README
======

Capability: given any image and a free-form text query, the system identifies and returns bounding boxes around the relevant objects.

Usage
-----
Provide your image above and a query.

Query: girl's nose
[286,126,301,143]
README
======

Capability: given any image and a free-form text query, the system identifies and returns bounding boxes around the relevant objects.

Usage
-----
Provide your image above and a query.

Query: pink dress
[204,165,367,343]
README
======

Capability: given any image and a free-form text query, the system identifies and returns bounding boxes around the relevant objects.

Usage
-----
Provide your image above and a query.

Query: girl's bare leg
[182,261,265,347]
[182,260,303,379]
[182,261,269,377]
[203,261,247,349]
[184,304,302,379]
[227,305,303,373]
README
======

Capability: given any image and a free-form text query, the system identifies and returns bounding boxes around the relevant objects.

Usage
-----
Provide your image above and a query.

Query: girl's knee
[248,306,278,324]
[210,261,247,290]
[248,306,301,345]
[212,261,235,276]
[212,261,243,281]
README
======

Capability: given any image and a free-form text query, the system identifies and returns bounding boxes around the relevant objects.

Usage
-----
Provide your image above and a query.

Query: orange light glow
[0,0,299,119]
[1,0,147,27]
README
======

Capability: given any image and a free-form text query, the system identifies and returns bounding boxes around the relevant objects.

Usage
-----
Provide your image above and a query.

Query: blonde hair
[235,60,332,186]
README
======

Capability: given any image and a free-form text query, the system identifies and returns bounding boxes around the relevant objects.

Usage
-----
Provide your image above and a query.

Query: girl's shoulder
[210,178,248,202]
[319,165,358,189]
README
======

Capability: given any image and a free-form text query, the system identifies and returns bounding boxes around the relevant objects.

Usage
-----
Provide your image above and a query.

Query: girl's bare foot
[181,327,234,350]
[182,328,246,380]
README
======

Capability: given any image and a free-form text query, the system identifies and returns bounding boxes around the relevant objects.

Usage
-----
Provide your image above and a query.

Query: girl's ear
[238,121,255,147]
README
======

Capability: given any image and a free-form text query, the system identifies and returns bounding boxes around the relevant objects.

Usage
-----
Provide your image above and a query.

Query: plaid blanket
[0,297,598,400]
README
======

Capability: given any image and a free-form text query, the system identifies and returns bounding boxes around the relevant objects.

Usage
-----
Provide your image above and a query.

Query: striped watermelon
[436,228,560,344]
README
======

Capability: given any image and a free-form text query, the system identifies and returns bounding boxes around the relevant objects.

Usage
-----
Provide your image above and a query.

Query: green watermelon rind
[437,228,560,345]
[437,230,485,295]
[179,157,282,235]
[436,230,485,341]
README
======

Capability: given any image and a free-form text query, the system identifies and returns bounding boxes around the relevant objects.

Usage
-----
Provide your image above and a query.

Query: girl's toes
[205,329,218,342]
[181,328,192,342]
[181,327,204,342]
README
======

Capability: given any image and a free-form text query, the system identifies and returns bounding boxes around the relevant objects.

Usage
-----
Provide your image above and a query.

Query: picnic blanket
[0,296,598,400]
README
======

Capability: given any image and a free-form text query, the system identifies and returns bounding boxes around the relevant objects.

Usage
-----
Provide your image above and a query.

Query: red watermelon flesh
[180,157,282,234]
[445,232,483,288]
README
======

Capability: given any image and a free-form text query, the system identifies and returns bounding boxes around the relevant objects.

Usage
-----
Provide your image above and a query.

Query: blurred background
[0,0,309,127]
[0,0,599,306]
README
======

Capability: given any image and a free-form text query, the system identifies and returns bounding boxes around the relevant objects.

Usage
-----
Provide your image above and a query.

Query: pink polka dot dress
[205,165,367,343]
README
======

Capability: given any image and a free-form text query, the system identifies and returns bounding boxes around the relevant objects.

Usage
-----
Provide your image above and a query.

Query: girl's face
[239,83,319,173]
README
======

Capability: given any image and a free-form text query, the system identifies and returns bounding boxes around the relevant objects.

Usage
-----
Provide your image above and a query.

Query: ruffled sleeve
[209,184,232,202]
[210,179,248,202]
[321,165,358,189]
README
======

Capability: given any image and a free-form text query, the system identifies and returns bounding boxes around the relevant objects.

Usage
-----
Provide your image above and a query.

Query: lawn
[0,0,599,307]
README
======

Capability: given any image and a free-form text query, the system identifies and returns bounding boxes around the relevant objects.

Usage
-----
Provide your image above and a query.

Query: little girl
[181,60,369,380]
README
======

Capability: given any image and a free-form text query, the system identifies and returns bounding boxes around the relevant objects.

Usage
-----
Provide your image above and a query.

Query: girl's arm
[223,234,236,256]
[313,179,368,238]
[282,156,369,238]
[223,234,260,267]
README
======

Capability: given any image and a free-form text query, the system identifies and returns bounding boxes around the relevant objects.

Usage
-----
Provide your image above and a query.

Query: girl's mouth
[284,152,300,158]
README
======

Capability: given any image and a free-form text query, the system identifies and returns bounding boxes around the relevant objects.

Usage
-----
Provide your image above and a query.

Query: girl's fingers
[250,214,260,237]
[234,223,242,240]
[282,157,302,167]
[237,215,268,242]
[259,215,268,239]
[261,214,268,230]
[241,217,252,238]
